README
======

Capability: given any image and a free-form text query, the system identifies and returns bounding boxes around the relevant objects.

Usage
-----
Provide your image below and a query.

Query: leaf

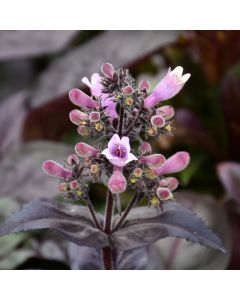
[110,201,226,253]
[30,31,179,108]
[153,191,232,269]
[0,91,28,156]
[0,141,73,201]
[0,31,78,61]
[0,198,108,249]
[217,161,240,204]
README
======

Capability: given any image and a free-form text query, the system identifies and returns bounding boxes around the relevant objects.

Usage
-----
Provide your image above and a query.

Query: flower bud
[150,196,160,206]
[156,105,175,120]
[108,169,127,194]
[75,142,100,158]
[160,177,179,191]
[139,142,152,155]
[139,80,151,91]
[150,115,166,128]
[156,187,173,200]
[123,86,134,95]
[125,97,134,106]
[43,160,72,178]
[95,123,103,131]
[69,109,89,125]
[89,111,100,123]
[70,180,79,190]
[101,63,115,79]
[147,127,158,136]
[133,167,143,178]
[58,182,69,193]
[90,164,99,174]
[69,88,97,109]
[140,154,166,168]
[67,154,79,165]
[77,125,91,136]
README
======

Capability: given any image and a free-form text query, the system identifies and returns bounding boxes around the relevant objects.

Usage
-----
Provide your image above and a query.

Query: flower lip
[110,143,128,159]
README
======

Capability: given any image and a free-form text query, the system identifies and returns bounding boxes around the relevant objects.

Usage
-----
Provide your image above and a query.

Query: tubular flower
[102,134,137,167]
[42,160,72,178]
[108,168,127,194]
[144,66,191,108]
[75,142,100,158]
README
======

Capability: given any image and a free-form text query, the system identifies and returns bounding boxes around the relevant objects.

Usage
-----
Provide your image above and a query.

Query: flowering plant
[0,63,225,269]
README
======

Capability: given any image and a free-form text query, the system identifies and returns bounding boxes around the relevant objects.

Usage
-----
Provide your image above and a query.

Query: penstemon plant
[0,63,226,270]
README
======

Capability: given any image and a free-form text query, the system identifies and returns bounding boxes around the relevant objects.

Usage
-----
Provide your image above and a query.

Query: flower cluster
[43,63,190,207]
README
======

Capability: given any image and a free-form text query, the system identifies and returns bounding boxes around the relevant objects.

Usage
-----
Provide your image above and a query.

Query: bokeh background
[0,30,240,269]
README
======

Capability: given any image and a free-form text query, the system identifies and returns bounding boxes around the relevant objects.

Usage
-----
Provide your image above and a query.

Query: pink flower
[139,142,152,155]
[75,142,100,158]
[82,72,118,120]
[69,88,98,109]
[159,177,179,191]
[108,168,127,194]
[101,63,115,79]
[102,134,137,167]
[140,154,166,168]
[42,160,72,178]
[144,66,191,108]
[69,109,89,125]
[155,151,190,176]
[139,80,151,91]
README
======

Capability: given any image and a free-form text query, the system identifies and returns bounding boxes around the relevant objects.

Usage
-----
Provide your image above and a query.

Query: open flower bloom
[42,160,72,178]
[102,134,137,167]
[155,151,190,176]
[144,66,191,108]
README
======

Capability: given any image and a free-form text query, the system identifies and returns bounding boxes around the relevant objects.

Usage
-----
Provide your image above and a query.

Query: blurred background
[0,30,240,269]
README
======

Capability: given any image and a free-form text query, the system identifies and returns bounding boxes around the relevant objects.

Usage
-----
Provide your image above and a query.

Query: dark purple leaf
[0,31,78,61]
[0,91,28,156]
[30,31,179,108]
[0,141,73,200]
[217,161,240,204]
[0,198,107,249]
[110,201,226,253]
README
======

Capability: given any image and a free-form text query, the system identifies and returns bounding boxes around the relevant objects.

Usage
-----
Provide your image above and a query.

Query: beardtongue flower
[108,168,127,194]
[69,88,98,109]
[159,177,179,191]
[82,72,118,120]
[140,154,166,168]
[156,105,175,120]
[69,109,89,125]
[144,66,191,109]
[102,134,137,167]
[42,160,72,178]
[155,151,190,176]
[101,62,115,79]
[75,142,100,158]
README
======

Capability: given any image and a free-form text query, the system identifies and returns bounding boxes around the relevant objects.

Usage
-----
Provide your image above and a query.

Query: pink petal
[156,151,190,176]
[123,86,134,95]
[139,80,151,91]
[42,160,72,178]
[108,134,121,149]
[217,162,240,203]
[108,169,127,194]
[159,177,179,191]
[139,142,152,155]
[120,136,130,152]
[67,154,79,165]
[69,88,98,109]
[150,115,166,128]
[156,187,173,200]
[140,154,166,168]
[101,63,115,79]
[69,109,89,125]
[156,105,175,120]
[75,143,100,158]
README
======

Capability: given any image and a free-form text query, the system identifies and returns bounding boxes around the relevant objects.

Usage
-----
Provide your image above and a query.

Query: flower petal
[108,134,121,149]
[120,136,130,152]
[101,63,115,79]
[42,160,72,178]
[156,151,190,176]
[69,88,97,109]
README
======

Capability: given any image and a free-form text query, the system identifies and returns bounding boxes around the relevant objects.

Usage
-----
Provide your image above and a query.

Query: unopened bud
[150,196,160,206]
[156,105,175,120]
[151,115,166,128]
[125,97,134,106]
[67,154,79,165]
[108,169,127,194]
[133,167,143,178]
[77,125,91,136]
[147,127,158,136]
[70,180,79,190]
[58,182,69,193]
[95,123,104,131]
[69,109,89,125]
[139,142,152,155]
[156,187,173,200]
[159,177,179,191]
[90,164,99,174]
[89,111,100,123]
[101,62,115,79]
[123,86,134,95]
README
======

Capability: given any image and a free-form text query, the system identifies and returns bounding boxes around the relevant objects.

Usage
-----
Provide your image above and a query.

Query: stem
[84,196,102,231]
[102,190,115,270]
[113,191,143,232]
[118,105,124,137]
